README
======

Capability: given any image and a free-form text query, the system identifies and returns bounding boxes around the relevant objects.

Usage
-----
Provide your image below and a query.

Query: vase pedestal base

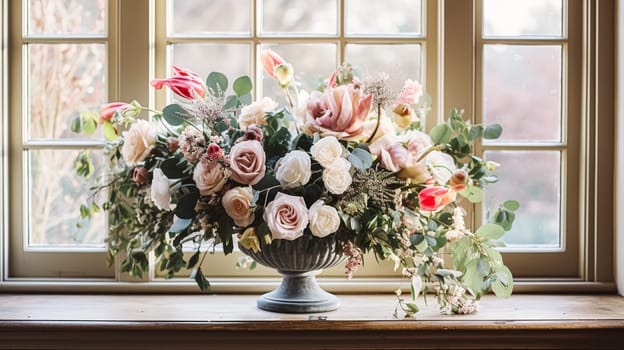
[257,270,339,314]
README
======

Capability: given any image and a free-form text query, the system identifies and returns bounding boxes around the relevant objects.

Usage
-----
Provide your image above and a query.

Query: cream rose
[425,151,456,185]
[308,200,340,238]
[310,136,344,168]
[193,161,229,196]
[229,140,266,185]
[238,97,278,129]
[222,186,255,227]
[121,119,157,166]
[150,168,171,210]
[263,192,309,240]
[325,157,351,172]
[323,168,352,195]
[275,150,311,188]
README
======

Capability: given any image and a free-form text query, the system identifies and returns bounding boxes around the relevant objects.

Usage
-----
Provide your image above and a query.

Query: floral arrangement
[73,49,518,316]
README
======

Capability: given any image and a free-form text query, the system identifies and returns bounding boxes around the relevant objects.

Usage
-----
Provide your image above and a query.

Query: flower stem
[365,103,382,144]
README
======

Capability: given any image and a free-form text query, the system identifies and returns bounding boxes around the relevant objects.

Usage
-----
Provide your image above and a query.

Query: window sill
[0,293,622,349]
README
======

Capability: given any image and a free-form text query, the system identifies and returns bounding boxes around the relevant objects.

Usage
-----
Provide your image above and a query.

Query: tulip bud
[132,167,148,185]
[449,169,469,192]
[99,102,131,124]
[260,48,286,79]
[392,104,413,129]
[274,63,294,87]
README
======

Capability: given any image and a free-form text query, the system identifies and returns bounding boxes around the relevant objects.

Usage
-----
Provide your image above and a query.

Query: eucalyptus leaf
[483,123,503,139]
[233,76,253,96]
[476,223,505,240]
[206,72,228,96]
[503,200,520,211]
[169,216,192,233]
[348,148,372,169]
[429,124,452,145]
[458,186,483,203]
[163,104,192,126]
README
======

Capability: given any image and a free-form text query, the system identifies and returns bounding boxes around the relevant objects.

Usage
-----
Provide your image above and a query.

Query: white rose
[193,161,229,196]
[222,186,255,227]
[308,200,340,238]
[323,168,352,195]
[263,192,309,240]
[425,151,456,185]
[275,150,311,188]
[121,120,157,166]
[310,136,345,168]
[238,97,278,129]
[150,168,171,210]
[325,157,351,172]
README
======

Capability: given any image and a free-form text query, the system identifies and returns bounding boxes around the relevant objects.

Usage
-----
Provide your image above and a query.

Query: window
[0,0,616,292]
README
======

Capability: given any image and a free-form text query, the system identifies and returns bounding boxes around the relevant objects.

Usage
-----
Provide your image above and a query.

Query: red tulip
[150,75,206,100]
[171,65,202,79]
[99,102,131,124]
[418,186,456,212]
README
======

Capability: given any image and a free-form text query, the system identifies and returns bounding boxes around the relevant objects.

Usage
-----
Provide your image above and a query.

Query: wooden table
[1,294,623,349]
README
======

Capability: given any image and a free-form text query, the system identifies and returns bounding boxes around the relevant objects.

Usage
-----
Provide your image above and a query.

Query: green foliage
[233,76,253,96]
[206,72,228,96]
[348,148,373,169]
[162,104,192,126]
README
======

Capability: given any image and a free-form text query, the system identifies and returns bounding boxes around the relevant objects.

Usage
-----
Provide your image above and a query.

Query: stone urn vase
[238,235,345,313]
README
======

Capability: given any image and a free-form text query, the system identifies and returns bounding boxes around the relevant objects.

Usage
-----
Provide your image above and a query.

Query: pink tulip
[260,48,286,79]
[305,84,373,139]
[99,102,131,124]
[418,186,456,212]
[171,65,202,79]
[150,75,206,100]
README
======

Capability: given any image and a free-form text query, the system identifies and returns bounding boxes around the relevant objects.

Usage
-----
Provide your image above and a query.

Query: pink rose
[193,160,229,196]
[396,79,423,105]
[229,140,266,186]
[303,84,373,140]
[263,192,309,241]
[379,144,409,172]
[418,186,456,212]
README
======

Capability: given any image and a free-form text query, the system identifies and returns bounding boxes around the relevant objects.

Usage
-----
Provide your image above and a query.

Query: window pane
[483,0,563,37]
[260,44,337,103]
[346,0,422,36]
[169,0,251,35]
[483,151,561,248]
[171,44,251,85]
[27,0,106,36]
[28,149,106,247]
[261,0,337,35]
[345,44,422,93]
[483,45,562,142]
[27,44,106,140]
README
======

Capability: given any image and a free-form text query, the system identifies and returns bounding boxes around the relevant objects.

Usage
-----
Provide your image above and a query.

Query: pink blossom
[304,84,373,139]
[396,79,423,105]
[418,186,456,212]
[260,48,286,79]
[150,66,206,99]
[99,102,131,124]
[206,142,224,161]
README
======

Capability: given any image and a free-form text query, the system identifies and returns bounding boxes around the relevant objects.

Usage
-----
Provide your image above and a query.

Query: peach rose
[193,161,229,196]
[263,192,309,241]
[238,97,278,129]
[121,120,157,166]
[229,140,266,186]
[222,186,255,227]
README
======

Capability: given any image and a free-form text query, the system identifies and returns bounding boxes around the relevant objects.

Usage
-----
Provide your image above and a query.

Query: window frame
[0,0,616,293]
